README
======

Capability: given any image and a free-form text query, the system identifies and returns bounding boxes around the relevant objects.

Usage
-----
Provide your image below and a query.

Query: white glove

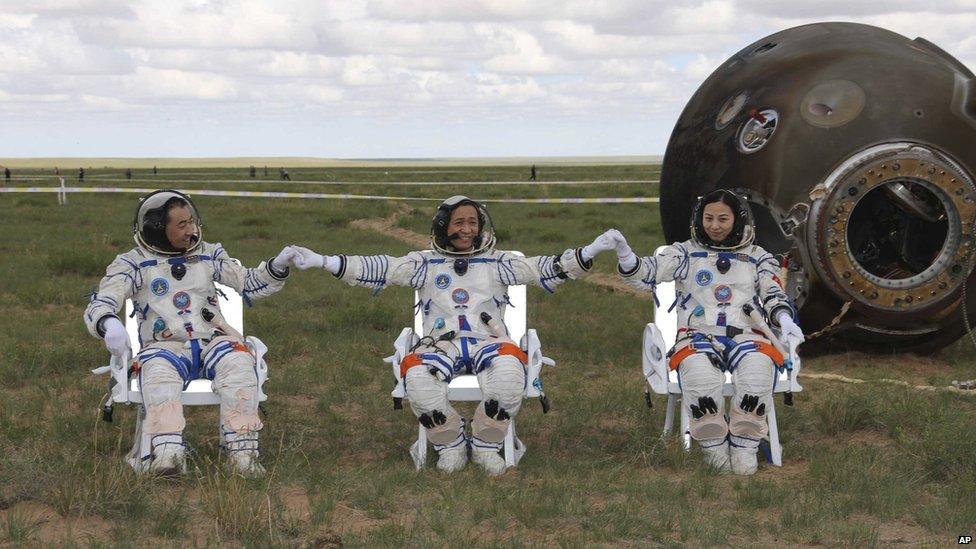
[777,311,804,345]
[607,229,634,258]
[607,229,637,270]
[291,245,324,270]
[581,230,618,261]
[292,245,341,274]
[102,317,130,357]
[271,245,298,272]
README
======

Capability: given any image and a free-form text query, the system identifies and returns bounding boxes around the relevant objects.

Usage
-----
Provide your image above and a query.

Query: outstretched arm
[292,245,431,291]
[614,231,688,296]
[210,243,291,306]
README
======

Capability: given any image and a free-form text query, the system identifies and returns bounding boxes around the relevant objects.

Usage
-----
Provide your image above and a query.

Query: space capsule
[659,22,976,353]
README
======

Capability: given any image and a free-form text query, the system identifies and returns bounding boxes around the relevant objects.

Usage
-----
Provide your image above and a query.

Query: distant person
[264,166,268,176]
[78,168,85,182]
[249,165,256,178]
[153,166,158,175]
[4,167,10,180]
[55,166,60,176]
[126,169,132,180]
[529,165,537,181]
[280,168,290,181]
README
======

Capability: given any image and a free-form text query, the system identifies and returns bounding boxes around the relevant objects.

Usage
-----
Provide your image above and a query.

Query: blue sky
[0,0,973,158]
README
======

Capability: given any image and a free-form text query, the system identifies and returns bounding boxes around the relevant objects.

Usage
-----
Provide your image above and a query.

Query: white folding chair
[641,248,802,466]
[91,283,269,471]
[383,252,556,471]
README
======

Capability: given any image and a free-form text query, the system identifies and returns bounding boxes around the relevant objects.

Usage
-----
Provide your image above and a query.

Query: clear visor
[133,190,203,255]
[431,197,497,256]
[690,190,756,250]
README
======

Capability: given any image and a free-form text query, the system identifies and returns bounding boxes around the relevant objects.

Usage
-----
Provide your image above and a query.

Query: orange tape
[399,353,425,378]
[668,345,696,371]
[495,342,528,364]
[754,340,785,367]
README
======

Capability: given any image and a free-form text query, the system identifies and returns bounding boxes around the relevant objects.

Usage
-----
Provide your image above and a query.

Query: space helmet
[430,195,496,256]
[132,189,202,255]
[690,189,755,250]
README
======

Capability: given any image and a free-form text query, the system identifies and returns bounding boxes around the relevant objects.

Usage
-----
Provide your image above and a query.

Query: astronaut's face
[702,201,735,243]
[165,205,198,251]
[448,205,480,252]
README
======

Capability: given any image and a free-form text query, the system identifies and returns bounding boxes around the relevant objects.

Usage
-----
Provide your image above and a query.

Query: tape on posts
[4,176,658,186]
[0,186,660,204]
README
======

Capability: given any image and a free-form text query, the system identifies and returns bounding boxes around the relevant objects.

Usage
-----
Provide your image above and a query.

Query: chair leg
[409,424,427,471]
[504,420,526,467]
[679,397,692,452]
[127,405,149,471]
[766,400,783,466]
[663,393,677,437]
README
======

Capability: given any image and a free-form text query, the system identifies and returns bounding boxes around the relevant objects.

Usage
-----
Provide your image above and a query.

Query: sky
[0,0,973,158]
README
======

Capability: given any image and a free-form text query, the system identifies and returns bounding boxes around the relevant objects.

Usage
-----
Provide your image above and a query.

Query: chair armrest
[246,336,270,401]
[390,327,417,400]
[643,323,669,394]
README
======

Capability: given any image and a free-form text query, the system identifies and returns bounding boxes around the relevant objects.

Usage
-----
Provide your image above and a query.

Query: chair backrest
[123,282,243,353]
[413,251,527,342]
[652,246,678,349]
[651,246,793,388]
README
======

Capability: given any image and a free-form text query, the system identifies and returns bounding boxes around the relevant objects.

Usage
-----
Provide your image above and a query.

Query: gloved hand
[292,246,342,273]
[271,246,298,272]
[291,246,324,270]
[777,311,804,346]
[102,317,130,357]
[607,229,635,265]
[581,230,618,261]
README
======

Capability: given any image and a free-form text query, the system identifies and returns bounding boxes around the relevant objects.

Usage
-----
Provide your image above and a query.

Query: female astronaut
[611,189,804,474]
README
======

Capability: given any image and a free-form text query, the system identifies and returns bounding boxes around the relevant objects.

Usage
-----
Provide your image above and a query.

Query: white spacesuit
[84,190,298,476]
[292,196,613,475]
[614,190,804,474]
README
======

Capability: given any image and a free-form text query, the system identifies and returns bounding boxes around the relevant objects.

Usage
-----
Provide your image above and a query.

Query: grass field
[1,164,974,546]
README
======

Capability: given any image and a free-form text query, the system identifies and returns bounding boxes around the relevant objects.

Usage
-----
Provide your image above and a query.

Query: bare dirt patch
[1,500,112,545]
[329,502,385,537]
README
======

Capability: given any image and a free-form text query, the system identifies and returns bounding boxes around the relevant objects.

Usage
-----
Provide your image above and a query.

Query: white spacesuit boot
[680,354,730,473]
[211,340,265,477]
[405,367,468,472]
[222,428,265,478]
[471,357,525,476]
[729,354,775,475]
[140,355,188,476]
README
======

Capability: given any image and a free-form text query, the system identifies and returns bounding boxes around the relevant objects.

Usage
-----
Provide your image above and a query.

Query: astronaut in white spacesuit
[290,196,616,475]
[612,189,804,475]
[84,190,300,477]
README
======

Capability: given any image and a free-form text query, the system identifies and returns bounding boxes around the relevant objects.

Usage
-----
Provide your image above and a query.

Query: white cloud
[125,67,238,100]
[0,0,972,156]
[478,25,565,74]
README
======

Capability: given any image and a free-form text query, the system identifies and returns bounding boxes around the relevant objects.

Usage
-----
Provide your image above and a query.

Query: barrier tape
[1,186,660,204]
[5,176,657,186]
